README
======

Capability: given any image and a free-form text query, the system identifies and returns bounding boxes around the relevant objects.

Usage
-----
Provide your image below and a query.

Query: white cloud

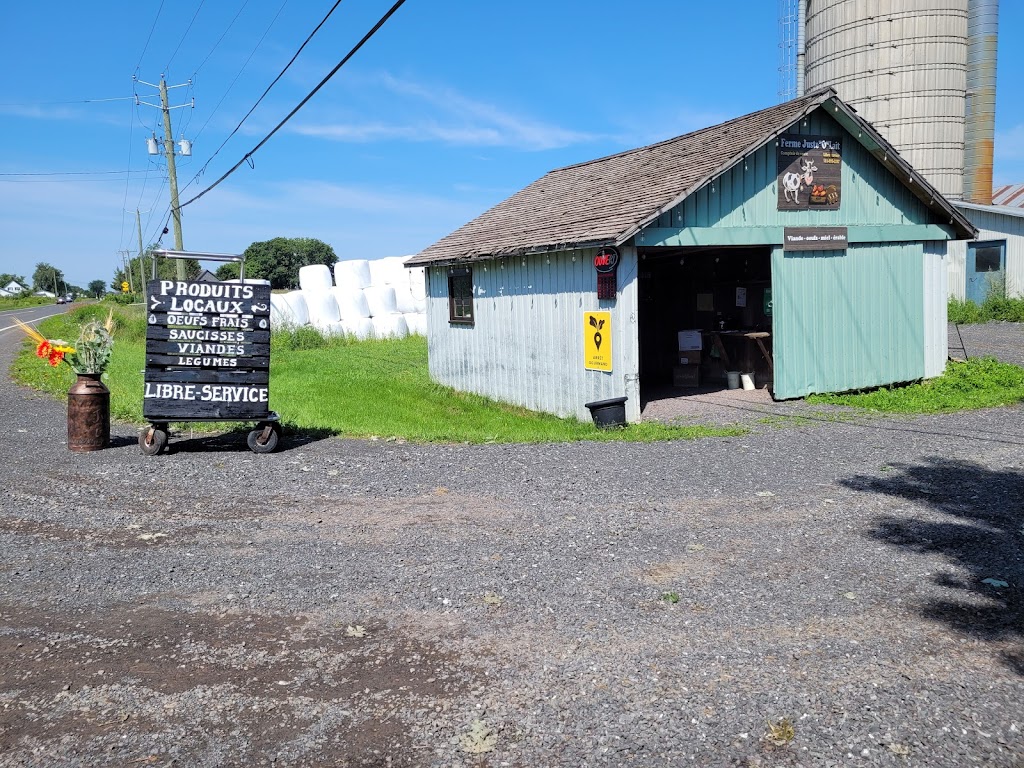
[291,73,599,151]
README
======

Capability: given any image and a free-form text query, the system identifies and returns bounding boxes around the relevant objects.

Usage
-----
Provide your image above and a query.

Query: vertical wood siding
[771,242,925,399]
[946,208,1024,299]
[425,247,640,423]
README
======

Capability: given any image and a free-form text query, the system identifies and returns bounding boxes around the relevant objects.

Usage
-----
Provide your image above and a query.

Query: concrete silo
[794,0,998,204]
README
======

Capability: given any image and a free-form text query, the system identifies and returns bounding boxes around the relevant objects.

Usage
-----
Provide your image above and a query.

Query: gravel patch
[1,327,1022,766]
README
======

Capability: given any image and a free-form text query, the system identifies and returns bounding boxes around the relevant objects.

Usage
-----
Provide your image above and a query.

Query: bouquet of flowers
[15,311,115,375]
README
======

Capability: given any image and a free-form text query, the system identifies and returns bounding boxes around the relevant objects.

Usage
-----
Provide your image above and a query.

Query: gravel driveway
[1,322,1022,767]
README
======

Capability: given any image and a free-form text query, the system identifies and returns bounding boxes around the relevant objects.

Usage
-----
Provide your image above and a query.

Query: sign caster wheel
[247,422,280,454]
[139,424,168,456]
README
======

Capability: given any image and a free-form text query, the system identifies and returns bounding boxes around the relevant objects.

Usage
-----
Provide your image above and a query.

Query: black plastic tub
[584,396,628,428]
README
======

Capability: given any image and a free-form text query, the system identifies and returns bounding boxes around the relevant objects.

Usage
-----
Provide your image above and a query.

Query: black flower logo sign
[589,315,606,350]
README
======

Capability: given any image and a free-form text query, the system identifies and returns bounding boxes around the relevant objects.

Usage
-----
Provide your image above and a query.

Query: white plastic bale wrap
[403,312,427,336]
[405,264,426,299]
[314,320,347,336]
[331,286,371,319]
[304,289,340,327]
[363,285,399,317]
[334,259,371,290]
[282,290,310,326]
[298,263,333,292]
[371,314,409,339]
[341,317,374,340]
[269,293,295,326]
[368,256,407,286]
[393,285,419,314]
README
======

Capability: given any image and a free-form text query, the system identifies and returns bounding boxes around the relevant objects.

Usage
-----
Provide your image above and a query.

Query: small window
[971,242,1004,273]
[448,267,474,324]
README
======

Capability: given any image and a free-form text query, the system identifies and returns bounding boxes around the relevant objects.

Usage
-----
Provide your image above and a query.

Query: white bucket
[741,373,756,390]
[726,371,740,390]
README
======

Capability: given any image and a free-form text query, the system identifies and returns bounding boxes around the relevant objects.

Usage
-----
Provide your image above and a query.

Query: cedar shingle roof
[408,87,975,267]
[408,90,834,266]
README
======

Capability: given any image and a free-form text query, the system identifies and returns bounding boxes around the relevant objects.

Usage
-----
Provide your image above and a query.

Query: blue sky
[1,1,1021,289]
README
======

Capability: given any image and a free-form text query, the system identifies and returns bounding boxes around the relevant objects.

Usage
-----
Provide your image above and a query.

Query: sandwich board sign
[143,279,272,420]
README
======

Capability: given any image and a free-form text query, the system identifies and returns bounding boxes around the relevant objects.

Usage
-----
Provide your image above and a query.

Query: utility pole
[136,75,193,280]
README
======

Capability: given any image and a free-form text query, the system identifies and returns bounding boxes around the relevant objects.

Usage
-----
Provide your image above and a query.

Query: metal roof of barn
[408,87,975,267]
[993,184,1024,208]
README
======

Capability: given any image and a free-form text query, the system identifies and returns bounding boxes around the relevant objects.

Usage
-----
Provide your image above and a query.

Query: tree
[88,280,107,298]
[33,262,65,293]
[216,237,337,289]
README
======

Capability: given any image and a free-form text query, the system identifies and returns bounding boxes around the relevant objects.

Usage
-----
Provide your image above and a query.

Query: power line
[135,0,166,74]
[181,0,409,211]
[192,0,252,78]
[0,96,136,106]
[0,170,144,176]
[182,0,345,194]
[166,0,207,74]
[188,0,290,147]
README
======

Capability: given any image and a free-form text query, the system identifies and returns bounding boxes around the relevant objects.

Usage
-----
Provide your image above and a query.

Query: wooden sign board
[143,280,272,420]
[777,134,842,211]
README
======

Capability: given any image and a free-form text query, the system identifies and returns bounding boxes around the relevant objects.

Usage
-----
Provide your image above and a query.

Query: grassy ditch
[0,295,57,311]
[948,296,1024,324]
[11,307,744,444]
[808,357,1024,413]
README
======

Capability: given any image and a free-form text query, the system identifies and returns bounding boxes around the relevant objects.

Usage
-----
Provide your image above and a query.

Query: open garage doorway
[637,245,774,409]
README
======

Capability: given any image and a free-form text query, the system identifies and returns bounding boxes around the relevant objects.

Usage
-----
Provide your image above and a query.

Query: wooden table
[705,331,773,373]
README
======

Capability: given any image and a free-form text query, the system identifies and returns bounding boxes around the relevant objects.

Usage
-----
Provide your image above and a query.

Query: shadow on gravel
[841,457,1024,674]
[160,426,336,454]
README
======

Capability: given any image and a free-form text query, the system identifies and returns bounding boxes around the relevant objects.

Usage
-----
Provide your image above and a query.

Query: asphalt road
[1,318,1022,766]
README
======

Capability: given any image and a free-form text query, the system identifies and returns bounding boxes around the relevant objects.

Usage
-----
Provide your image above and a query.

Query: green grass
[11,307,744,444]
[808,357,1024,413]
[0,295,56,311]
[948,295,1024,324]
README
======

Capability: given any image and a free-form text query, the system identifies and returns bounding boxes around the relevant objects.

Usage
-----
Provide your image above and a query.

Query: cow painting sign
[777,134,842,211]
[143,280,272,421]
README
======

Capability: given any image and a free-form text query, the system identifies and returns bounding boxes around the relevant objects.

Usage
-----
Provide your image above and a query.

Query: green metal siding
[771,242,925,399]
[643,110,940,237]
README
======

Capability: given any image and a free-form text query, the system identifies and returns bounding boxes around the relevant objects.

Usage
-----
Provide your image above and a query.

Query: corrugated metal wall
[803,0,968,200]
[923,241,949,377]
[947,206,1024,298]
[425,247,641,423]
[771,242,926,399]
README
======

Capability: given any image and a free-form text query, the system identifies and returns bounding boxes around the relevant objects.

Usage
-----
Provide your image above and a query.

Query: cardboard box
[677,330,702,351]
[673,364,700,387]
[678,350,702,366]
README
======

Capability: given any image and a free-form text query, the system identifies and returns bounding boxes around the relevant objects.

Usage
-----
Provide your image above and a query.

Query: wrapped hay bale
[298,263,333,292]
[340,317,374,340]
[371,314,409,339]
[303,290,340,326]
[281,290,309,326]
[270,293,296,326]
[334,259,371,291]
[403,312,427,336]
[368,256,407,287]
[332,286,371,319]
[393,285,419,315]
[363,285,399,317]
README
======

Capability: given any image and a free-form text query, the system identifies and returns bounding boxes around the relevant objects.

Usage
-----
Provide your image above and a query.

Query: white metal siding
[803,0,968,200]
[425,247,641,423]
[947,207,1024,298]
[923,241,949,378]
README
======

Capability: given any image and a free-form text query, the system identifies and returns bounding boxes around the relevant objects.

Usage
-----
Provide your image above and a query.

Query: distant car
[56,296,67,304]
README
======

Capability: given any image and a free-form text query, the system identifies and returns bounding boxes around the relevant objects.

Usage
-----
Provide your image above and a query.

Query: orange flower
[36,340,52,359]
[47,348,65,366]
